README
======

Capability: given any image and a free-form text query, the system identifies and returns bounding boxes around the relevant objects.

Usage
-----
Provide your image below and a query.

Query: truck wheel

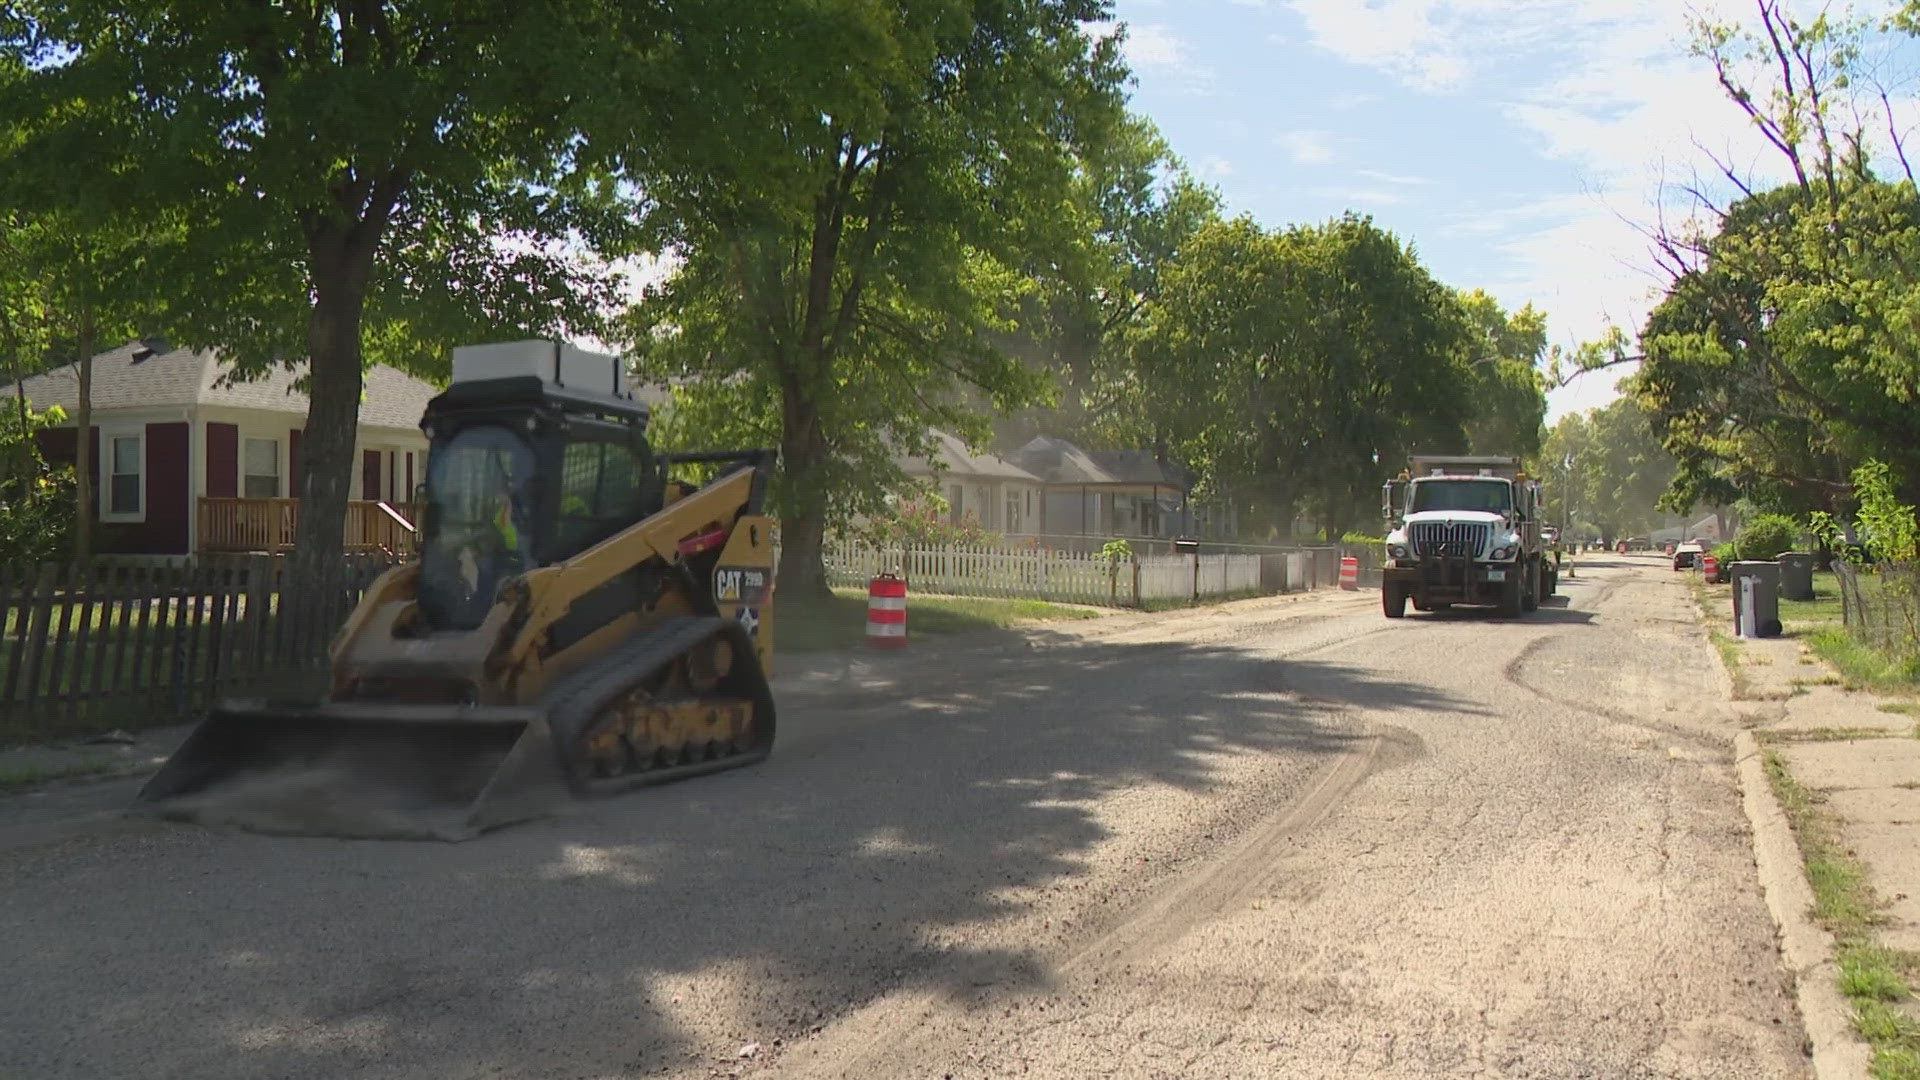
[1522,559,1540,612]
[1499,572,1523,618]
[1383,585,1407,619]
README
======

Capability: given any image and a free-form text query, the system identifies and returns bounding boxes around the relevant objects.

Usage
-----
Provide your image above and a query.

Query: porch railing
[198,497,420,555]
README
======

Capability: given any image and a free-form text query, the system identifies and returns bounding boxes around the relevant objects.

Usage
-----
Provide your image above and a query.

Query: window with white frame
[104,431,142,518]
[243,437,281,498]
[1007,493,1021,534]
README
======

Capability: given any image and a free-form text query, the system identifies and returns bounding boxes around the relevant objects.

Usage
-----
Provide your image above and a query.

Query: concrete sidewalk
[1715,607,1920,1077]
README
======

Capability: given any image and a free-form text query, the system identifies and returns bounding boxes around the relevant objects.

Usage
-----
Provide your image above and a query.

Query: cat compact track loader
[132,341,778,840]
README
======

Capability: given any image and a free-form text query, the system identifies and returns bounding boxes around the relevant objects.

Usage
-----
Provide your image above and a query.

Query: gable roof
[1004,436,1120,485]
[1,343,441,431]
[1081,448,1192,488]
[895,429,1042,483]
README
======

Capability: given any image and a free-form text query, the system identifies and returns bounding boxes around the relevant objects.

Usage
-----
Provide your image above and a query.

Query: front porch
[198,497,420,555]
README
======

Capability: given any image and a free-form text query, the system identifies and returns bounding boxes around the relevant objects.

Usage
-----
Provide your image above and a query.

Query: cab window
[555,440,654,556]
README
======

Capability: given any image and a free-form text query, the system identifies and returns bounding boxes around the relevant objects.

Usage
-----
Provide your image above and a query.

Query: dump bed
[1408,454,1523,480]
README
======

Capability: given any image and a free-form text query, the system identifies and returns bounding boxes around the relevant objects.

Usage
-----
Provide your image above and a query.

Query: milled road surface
[1,557,1807,1079]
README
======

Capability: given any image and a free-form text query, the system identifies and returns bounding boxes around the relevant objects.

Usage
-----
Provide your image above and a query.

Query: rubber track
[540,615,778,795]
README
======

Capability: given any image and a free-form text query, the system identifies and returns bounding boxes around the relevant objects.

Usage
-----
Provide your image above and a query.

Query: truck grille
[1409,522,1490,559]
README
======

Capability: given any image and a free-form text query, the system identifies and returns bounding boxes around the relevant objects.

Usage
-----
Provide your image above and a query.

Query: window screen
[109,435,140,514]
[556,440,650,555]
[244,438,280,498]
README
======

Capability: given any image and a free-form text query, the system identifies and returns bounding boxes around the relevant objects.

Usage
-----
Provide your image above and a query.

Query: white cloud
[1327,90,1383,109]
[1280,0,1819,420]
[1310,185,1405,206]
[1278,129,1336,165]
[1355,168,1429,186]
[1121,23,1213,81]
[1199,155,1236,180]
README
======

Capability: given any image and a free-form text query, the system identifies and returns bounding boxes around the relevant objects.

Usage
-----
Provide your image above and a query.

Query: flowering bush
[850,495,1002,547]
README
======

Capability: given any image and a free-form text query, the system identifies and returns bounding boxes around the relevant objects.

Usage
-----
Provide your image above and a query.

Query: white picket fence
[823,539,1266,607]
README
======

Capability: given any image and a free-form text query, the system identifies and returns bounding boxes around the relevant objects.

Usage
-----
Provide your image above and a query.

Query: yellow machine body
[133,353,779,841]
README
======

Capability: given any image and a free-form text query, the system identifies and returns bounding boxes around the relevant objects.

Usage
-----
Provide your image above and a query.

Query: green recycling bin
[1779,551,1815,601]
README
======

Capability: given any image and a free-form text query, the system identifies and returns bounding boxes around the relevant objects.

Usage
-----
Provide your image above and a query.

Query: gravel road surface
[1,556,1807,1079]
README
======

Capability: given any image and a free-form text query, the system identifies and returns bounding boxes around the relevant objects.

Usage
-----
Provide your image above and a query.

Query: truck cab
[1379,455,1553,618]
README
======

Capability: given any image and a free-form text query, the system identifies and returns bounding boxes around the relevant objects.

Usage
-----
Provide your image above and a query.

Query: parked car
[1672,540,1705,570]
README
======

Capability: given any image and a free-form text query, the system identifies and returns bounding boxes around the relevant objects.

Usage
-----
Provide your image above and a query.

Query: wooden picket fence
[0,553,401,743]
[823,539,1267,607]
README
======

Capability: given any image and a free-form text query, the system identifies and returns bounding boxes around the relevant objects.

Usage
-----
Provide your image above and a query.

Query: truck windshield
[1409,479,1511,514]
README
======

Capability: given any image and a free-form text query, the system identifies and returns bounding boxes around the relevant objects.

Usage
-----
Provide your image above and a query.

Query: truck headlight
[1488,545,1515,560]
[1388,544,1409,559]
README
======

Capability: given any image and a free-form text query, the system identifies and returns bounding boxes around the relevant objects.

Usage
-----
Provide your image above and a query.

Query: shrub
[0,402,73,562]
[1734,513,1798,562]
[849,495,1002,548]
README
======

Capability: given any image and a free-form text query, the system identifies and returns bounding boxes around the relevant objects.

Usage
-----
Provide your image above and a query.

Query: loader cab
[415,346,661,631]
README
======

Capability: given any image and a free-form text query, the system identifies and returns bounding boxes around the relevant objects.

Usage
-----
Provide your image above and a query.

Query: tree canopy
[626,0,1134,594]
[1,0,646,588]
[1618,1,1920,520]
[1120,212,1502,540]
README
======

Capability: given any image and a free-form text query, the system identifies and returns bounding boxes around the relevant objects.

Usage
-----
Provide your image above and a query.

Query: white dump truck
[1379,454,1553,618]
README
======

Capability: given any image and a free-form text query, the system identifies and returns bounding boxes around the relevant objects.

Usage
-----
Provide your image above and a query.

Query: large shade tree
[0,0,661,593]
[1126,212,1478,540]
[626,0,1134,596]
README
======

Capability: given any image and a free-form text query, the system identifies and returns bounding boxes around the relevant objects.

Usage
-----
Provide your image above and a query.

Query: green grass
[1808,628,1920,695]
[774,588,1102,654]
[1757,726,1900,745]
[1707,627,1765,700]
[0,759,130,792]
[1766,750,1920,1075]
[1779,571,1847,631]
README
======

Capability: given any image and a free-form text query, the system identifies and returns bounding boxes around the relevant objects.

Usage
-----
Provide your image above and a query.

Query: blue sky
[1102,0,1855,421]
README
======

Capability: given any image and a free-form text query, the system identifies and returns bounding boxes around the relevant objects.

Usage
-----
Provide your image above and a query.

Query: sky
[1101,0,1889,421]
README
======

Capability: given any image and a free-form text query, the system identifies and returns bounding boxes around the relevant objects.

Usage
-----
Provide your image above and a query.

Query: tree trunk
[774,384,832,600]
[72,314,94,560]
[288,264,367,611]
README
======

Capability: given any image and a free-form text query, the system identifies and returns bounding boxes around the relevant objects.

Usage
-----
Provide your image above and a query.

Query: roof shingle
[1,344,440,431]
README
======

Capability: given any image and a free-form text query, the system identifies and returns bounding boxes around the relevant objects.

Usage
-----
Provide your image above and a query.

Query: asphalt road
[1,556,1808,1079]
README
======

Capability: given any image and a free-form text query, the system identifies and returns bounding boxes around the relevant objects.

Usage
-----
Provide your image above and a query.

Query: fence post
[20,562,60,721]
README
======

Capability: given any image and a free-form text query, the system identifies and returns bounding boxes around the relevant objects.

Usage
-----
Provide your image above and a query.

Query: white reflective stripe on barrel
[867,596,907,611]
[866,621,907,636]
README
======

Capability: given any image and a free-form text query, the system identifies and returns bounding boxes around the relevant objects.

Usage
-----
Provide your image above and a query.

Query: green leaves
[624,1,1133,590]
[1538,398,1679,540]
[1123,212,1482,538]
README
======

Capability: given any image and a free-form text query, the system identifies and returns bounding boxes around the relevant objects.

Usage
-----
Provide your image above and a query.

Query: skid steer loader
[132,341,778,840]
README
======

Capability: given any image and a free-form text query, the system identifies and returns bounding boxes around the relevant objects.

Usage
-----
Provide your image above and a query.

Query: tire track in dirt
[771,721,1405,1080]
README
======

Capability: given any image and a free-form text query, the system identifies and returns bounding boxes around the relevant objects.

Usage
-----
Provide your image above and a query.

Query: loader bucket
[130,701,572,841]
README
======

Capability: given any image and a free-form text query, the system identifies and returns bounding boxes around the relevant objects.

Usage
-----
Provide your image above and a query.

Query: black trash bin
[1778,551,1815,601]
[1730,561,1783,638]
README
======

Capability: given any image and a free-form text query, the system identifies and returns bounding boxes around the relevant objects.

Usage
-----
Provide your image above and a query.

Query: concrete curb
[1733,729,1872,1079]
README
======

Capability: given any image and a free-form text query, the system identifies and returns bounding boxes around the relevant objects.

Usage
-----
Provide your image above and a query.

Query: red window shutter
[205,423,238,498]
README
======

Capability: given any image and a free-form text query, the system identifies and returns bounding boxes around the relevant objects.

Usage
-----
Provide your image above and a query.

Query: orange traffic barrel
[866,574,907,648]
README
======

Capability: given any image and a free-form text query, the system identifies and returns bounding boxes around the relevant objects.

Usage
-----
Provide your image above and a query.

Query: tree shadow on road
[2,633,1479,1080]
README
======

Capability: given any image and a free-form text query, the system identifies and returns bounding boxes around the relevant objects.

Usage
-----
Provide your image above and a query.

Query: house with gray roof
[1004,436,1200,539]
[894,429,1047,534]
[3,342,440,556]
